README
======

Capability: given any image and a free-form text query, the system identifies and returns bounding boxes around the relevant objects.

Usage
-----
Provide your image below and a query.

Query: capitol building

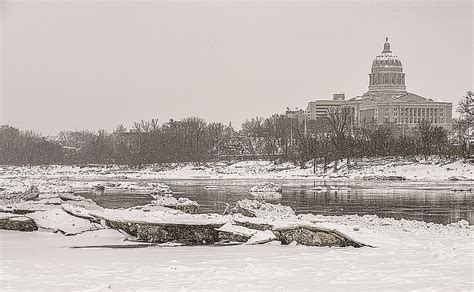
[305,38,453,129]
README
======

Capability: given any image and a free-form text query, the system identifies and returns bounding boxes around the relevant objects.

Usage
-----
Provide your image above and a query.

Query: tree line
[0,91,472,167]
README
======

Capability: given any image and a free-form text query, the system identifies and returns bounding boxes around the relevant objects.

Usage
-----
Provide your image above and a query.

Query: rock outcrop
[0,212,38,231]
[0,188,371,248]
[105,220,224,245]
[273,225,367,247]
[229,199,369,248]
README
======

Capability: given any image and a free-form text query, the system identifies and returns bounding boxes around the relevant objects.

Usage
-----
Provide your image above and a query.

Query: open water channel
[80,179,473,225]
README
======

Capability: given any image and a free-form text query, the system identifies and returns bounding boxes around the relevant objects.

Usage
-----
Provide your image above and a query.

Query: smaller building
[285,108,306,123]
[306,94,347,120]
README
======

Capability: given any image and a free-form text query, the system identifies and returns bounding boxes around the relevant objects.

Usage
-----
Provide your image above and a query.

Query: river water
[81,179,473,225]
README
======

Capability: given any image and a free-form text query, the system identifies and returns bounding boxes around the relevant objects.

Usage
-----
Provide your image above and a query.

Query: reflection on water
[81,179,474,225]
[82,192,154,209]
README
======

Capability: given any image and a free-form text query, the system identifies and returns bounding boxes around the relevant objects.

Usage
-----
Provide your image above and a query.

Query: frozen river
[81,179,473,225]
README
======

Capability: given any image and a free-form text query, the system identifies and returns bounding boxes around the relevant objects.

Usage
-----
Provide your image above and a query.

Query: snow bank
[1,157,472,182]
[0,177,173,199]
[1,213,472,290]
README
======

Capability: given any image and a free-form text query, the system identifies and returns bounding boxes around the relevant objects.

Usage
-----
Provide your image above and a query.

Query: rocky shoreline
[0,182,371,248]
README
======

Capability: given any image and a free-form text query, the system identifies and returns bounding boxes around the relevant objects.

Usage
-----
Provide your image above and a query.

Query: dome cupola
[368,37,407,93]
[382,37,392,53]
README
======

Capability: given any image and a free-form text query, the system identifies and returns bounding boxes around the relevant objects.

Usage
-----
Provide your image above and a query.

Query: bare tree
[241,117,265,138]
[451,118,471,158]
[326,107,352,170]
[457,90,473,122]
[456,91,473,157]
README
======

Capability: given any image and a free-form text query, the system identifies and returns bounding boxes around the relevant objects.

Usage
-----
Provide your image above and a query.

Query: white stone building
[306,38,453,129]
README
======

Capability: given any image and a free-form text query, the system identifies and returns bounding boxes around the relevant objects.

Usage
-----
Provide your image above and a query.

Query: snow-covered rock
[26,209,103,235]
[231,199,295,219]
[217,222,257,243]
[150,193,199,214]
[272,225,367,247]
[0,212,38,231]
[246,230,277,245]
[250,183,282,193]
[97,209,225,245]
[217,223,278,245]
[249,183,283,201]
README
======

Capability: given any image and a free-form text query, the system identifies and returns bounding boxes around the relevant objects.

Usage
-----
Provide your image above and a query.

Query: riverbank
[151,157,473,180]
[1,190,472,290]
[0,157,472,188]
[1,214,472,291]
[0,164,472,290]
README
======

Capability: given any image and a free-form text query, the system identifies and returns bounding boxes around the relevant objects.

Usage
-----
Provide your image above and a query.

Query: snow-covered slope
[0,157,472,187]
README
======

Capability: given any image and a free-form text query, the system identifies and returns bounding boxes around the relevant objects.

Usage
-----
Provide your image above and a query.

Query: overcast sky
[1,0,472,135]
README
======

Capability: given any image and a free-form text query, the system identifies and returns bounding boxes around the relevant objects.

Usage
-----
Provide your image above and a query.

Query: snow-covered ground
[0,158,472,194]
[1,214,472,291]
[152,157,473,180]
[0,159,472,290]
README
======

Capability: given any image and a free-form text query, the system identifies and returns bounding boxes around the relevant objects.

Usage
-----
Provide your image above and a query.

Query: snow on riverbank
[0,159,472,289]
[1,213,472,291]
[0,158,472,190]
[0,185,472,290]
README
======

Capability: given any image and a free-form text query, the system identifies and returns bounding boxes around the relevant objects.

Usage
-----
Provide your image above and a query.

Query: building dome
[368,37,406,93]
[372,54,402,68]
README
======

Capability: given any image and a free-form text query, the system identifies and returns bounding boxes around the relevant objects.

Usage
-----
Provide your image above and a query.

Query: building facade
[305,38,453,129]
[285,108,306,122]
[306,94,347,120]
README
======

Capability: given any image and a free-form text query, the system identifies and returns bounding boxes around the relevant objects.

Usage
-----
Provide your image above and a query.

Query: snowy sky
[0,0,472,135]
